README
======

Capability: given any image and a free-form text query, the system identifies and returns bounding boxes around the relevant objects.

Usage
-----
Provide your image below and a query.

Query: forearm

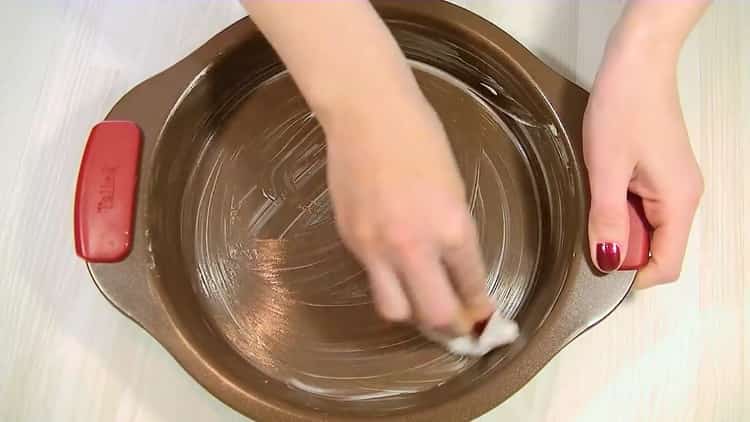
[609,0,710,64]
[240,0,420,126]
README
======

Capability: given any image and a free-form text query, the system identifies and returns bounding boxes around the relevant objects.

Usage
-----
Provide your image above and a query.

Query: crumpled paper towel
[421,310,519,357]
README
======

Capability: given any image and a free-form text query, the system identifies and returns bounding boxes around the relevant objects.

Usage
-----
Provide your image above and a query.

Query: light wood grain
[1,1,746,421]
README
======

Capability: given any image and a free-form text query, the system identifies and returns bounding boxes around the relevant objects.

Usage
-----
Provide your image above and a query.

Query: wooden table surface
[1,1,747,421]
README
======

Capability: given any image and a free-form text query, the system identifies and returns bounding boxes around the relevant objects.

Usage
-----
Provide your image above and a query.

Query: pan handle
[529,70,651,271]
[74,121,142,263]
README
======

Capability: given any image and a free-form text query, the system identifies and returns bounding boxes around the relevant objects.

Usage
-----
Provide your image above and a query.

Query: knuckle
[341,218,376,247]
[589,191,628,215]
[658,266,682,283]
[674,171,704,207]
[381,223,421,252]
[636,263,682,289]
[589,205,628,231]
[687,175,705,204]
[441,211,473,247]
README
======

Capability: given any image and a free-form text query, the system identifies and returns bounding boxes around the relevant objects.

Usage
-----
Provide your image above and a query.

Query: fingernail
[464,301,494,337]
[596,242,621,272]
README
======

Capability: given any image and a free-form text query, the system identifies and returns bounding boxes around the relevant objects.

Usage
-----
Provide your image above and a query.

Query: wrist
[605,19,682,71]
[605,0,709,70]
[310,70,426,134]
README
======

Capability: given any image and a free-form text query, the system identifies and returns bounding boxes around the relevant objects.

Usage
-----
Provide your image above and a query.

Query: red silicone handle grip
[621,193,652,270]
[74,121,142,263]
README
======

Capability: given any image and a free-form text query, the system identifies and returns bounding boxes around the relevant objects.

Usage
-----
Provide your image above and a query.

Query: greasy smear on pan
[177,28,564,406]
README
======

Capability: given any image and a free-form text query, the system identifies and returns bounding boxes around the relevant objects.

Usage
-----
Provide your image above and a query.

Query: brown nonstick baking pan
[73,1,651,420]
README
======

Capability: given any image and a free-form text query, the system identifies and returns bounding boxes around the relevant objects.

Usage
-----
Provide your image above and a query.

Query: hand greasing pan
[74,1,651,420]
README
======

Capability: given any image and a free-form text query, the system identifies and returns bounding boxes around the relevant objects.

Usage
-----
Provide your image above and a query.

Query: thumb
[587,165,632,273]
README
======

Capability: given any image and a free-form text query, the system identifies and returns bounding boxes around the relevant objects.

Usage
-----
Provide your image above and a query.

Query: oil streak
[176,29,566,408]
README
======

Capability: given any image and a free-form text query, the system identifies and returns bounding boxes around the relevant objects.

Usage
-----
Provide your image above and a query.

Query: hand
[584,36,703,288]
[322,92,493,334]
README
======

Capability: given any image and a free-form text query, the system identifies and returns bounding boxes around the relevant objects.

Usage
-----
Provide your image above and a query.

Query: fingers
[442,215,494,319]
[635,197,700,289]
[397,249,468,335]
[366,263,411,322]
[353,213,491,336]
[586,162,633,273]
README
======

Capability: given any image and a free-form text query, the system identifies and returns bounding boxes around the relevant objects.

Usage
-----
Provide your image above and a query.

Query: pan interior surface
[148,20,580,417]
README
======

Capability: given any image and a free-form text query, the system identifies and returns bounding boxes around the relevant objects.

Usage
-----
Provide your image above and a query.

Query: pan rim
[86,1,635,420]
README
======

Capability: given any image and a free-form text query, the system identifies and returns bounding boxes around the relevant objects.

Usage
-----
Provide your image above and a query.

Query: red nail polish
[472,318,489,337]
[596,242,621,272]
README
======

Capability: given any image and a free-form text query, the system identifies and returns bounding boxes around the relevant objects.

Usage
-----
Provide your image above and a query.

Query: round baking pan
[74,1,649,420]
